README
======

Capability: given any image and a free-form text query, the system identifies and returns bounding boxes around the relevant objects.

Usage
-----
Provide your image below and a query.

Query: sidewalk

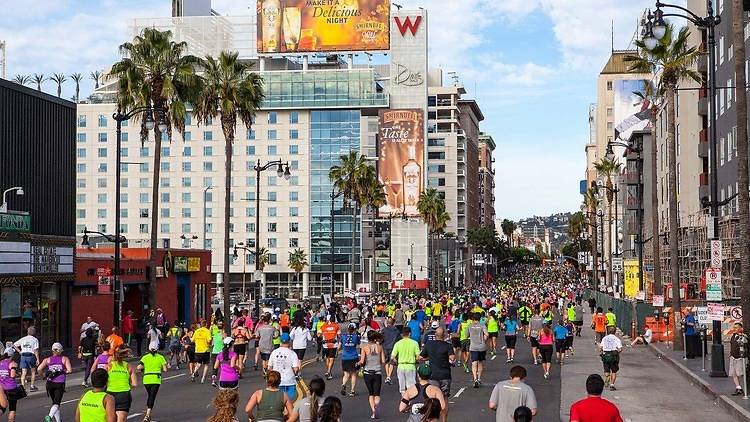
[560,314,735,421]
[649,340,750,421]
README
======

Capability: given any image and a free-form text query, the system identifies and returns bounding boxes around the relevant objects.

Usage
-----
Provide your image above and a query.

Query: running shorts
[323,348,337,359]
[470,351,486,362]
[233,344,247,356]
[108,391,132,412]
[504,335,517,349]
[539,345,553,364]
[195,352,210,364]
[529,337,539,348]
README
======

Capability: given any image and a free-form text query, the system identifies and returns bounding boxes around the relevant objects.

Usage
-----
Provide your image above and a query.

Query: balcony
[457,195,466,202]
[625,197,641,211]
[698,96,708,116]
[457,142,465,150]
[457,129,466,138]
[698,130,709,158]
[457,170,465,177]
[624,172,640,185]
[457,183,466,189]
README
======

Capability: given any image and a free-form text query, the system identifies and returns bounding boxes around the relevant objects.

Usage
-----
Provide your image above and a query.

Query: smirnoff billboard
[378,109,424,217]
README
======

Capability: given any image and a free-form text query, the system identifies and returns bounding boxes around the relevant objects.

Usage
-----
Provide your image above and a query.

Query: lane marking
[453,387,466,398]
[60,398,79,405]
[127,413,143,420]
[163,373,185,381]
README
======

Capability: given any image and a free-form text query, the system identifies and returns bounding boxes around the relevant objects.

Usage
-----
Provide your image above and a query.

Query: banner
[613,79,650,143]
[377,109,424,217]
[257,0,390,54]
[623,259,639,298]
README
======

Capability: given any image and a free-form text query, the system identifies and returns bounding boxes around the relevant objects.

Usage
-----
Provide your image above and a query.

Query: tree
[49,73,67,97]
[256,247,269,271]
[584,186,601,288]
[194,50,264,322]
[32,73,46,91]
[361,176,386,280]
[731,0,750,331]
[288,248,309,292]
[594,157,622,289]
[417,188,450,289]
[500,219,517,247]
[90,70,103,89]
[633,80,663,296]
[12,75,31,86]
[70,73,84,102]
[110,27,202,310]
[567,212,586,240]
[626,23,701,351]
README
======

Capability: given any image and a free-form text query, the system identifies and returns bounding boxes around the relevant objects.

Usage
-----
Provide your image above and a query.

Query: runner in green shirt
[137,349,167,422]
[210,321,225,387]
[487,311,500,357]
[390,328,420,393]
[460,318,472,373]
[76,369,115,422]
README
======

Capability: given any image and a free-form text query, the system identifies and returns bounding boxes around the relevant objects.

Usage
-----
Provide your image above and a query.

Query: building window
[182,177,192,187]
[77,133,86,143]
[289,192,299,201]
[290,160,299,170]
[268,254,277,265]
[77,209,86,218]
[77,148,86,158]
[97,178,107,188]
[97,224,107,233]
[203,162,213,171]
[267,176,277,186]
[268,222,277,232]
[427,164,445,173]
[182,192,192,203]
[246,146,255,155]
[290,111,299,124]
[268,130,277,140]
[77,178,86,188]
[268,207,277,217]
[204,131,213,141]
[268,112,277,124]
[160,162,170,172]
[97,193,107,204]
[121,133,129,142]
[183,146,192,156]
[289,176,299,186]
[98,163,108,173]
[289,145,299,155]
[98,148,107,158]
[204,146,213,156]
[77,164,87,173]
[289,222,299,232]
[268,192,277,201]
[267,145,277,155]
[97,209,107,218]
[289,207,299,216]
[246,130,255,140]
[98,133,107,142]
[427,152,445,160]
[76,194,86,203]
[246,207,256,217]
[161,193,171,203]
[78,115,87,127]
[120,147,129,157]
[98,114,107,127]
[289,238,299,247]
[290,129,299,139]
[606,81,613,90]
[160,223,170,233]
[161,208,170,218]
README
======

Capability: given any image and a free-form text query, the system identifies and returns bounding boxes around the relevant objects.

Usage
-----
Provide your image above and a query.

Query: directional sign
[710,240,722,268]
[706,268,722,301]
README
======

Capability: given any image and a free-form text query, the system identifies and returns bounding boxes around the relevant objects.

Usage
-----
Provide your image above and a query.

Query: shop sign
[97,276,112,294]
[0,213,30,232]
[0,242,73,274]
[96,267,112,277]
[173,256,201,273]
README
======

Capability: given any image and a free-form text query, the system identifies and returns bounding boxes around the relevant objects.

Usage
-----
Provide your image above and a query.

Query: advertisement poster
[613,79,651,144]
[257,0,390,54]
[377,109,424,217]
[623,259,639,298]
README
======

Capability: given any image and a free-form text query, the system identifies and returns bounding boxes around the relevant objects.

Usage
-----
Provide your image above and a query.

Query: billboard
[256,0,390,54]
[377,109,424,217]
[613,79,651,144]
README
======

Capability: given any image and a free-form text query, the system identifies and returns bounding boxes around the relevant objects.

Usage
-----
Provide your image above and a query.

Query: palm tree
[49,73,67,97]
[329,151,371,289]
[194,51,264,320]
[70,73,83,102]
[626,24,701,351]
[500,219,517,247]
[32,73,46,91]
[731,0,750,330]
[568,212,585,241]
[256,247,270,271]
[12,74,31,86]
[110,27,203,310]
[594,157,622,289]
[90,70,103,89]
[360,177,386,281]
[418,188,451,290]
[288,248,309,297]
[584,186,601,288]
[633,80,663,296]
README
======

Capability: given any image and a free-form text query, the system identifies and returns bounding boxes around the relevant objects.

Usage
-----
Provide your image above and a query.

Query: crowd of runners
[0,263,627,422]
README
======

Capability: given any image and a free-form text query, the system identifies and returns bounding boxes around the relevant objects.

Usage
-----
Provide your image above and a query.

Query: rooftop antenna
[447,71,459,86]
[611,20,615,53]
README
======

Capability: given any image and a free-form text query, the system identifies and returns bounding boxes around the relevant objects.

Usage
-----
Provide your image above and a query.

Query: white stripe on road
[127,413,143,419]
[60,398,79,405]
[453,387,466,398]
[163,373,185,381]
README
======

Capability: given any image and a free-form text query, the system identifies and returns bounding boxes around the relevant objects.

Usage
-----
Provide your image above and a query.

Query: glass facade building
[310,110,361,279]
[261,69,387,109]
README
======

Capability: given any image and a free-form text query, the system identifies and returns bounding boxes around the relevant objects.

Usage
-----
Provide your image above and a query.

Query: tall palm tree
[361,178,386,283]
[70,73,84,102]
[110,27,203,310]
[32,73,46,91]
[594,157,622,289]
[633,81,663,297]
[49,73,67,97]
[731,0,750,330]
[501,219,517,247]
[626,24,701,351]
[90,70,103,89]
[288,248,309,297]
[329,151,370,289]
[256,247,269,271]
[12,74,31,86]
[584,186,601,287]
[194,51,264,320]
[418,188,450,290]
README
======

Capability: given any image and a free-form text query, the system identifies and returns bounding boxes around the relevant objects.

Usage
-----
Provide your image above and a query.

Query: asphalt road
[18,336,561,421]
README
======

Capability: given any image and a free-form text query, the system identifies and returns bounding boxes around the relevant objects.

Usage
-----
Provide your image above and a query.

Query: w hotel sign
[389,9,428,109]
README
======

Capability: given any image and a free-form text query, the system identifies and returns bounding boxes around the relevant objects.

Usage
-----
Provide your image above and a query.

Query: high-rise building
[478,132,496,226]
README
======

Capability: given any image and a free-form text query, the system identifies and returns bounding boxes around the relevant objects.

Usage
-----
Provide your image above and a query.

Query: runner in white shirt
[598,328,623,390]
[13,327,40,391]
[268,333,300,401]
[79,316,99,340]
[290,321,312,361]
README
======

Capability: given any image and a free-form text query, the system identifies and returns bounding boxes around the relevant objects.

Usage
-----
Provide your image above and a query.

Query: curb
[647,343,750,421]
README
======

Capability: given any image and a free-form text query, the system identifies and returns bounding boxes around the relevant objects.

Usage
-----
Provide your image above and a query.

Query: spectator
[729,322,749,396]
[488,365,537,422]
[629,325,652,347]
[80,316,100,340]
[122,311,135,346]
[569,374,623,422]
[684,310,697,359]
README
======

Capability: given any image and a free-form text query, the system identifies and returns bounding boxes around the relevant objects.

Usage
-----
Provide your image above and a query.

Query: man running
[468,312,489,388]
[599,327,622,390]
[256,314,278,376]
[320,315,340,380]
[75,369,116,422]
[391,327,420,393]
[528,308,544,365]
[419,328,454,397]
[191,319,212,384]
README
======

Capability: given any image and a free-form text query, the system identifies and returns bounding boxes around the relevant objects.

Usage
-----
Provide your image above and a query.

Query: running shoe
[81,381,89,388]
[385,377,392,385]
[254,364,259,370]
[610,385,617,391]
[506,358,512,363]
[543,372,549,379]
[348,390,355,397]
[44,416,52,422]
[341,386,347,396]
[473,380,480,388]
[374,404,380,419]
[30,385,38,391]
[732,389,744,396]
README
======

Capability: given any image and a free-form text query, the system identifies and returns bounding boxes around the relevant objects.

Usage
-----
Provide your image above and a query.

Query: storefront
[72,247,212,342]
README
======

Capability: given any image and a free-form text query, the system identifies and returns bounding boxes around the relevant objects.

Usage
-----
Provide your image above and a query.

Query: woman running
[107,347,138,422]
[290,317,312,362]
[359,330,385,419]
[503,315,518,363]
[214,338,240,390]
[244,370,293,422]
[340,323,361,397]
[92,341,111,373]
[418,398,442,422]
[138,344,167,421]
[231,318,250,376]
[288,376,324,422]
[487,311,500,356]
[37,342,71,422]
[182,324,196,379]
[208,388,240,422]
[538,325,554,379]
[0,347,23,422]
[78,328,97,387]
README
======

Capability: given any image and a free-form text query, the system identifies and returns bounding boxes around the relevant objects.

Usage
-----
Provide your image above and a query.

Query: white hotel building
[75,2,495,299]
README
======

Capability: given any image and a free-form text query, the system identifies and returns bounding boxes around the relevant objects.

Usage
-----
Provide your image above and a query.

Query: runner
[257,314,280,376]
[0,347,23,422]
[381,318,400,386]
[503,313,518,363]
[339,323,361,397]
[93,342,111,372]
[166,321,183,370]
[290,317,312,362]
[487,310,500,356]
[106,347,137,422]
[592,307,607,344]
[75,369,116,422]
[210,319,226,387]
[37,342,72,422]
[488,366,538,422]
[320,315,340,380]
[517,303,532,337]
[289,376,325,422]
[214,338,241,390]
[182,324,197,379]
[191,319,212,384]
[78,328,97,387]
[207,388,239,422]
[267,333,300,401]
[230,318,250,377]
[468,312,489,388]
[599,327,623,390]
[459,315,471,373]
[391,327,420,393]
[398,364,448,422]
[13,327,40,392]
[419,328,454,398]
[538,325,554,379]
[553,320,569,364]
[528,308,543,365]
[137,344,168,422]
[244,370,294,422]
[358,330,385,418]
[573,301,584,337]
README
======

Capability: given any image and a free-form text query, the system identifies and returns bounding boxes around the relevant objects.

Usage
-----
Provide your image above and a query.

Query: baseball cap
[417,364,432,379]
[3,347,14,357]
[348,322,357,329]
[431,321,439,329]
[51,342,64,352]
[272,314,279,321]
[223,337,234,345]
[280,333,291,343]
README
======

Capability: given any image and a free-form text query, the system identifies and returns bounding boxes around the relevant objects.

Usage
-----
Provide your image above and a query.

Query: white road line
[127,413,143,419]
[453,387,466,398]
[60,398,79,405]
[163,373,186,380]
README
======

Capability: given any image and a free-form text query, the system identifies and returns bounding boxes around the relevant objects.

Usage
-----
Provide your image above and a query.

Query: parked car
[261,297,290,314]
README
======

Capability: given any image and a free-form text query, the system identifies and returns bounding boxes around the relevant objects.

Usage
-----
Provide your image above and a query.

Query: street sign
[697,306,709,325]
[707,303,725,321]
[710,240,722,268]
[707,216,717,239]
[612,257,624,273]
[731,306,743,320]
[636,291,645,300]
[652,295,664,307]
[705,268,722,301]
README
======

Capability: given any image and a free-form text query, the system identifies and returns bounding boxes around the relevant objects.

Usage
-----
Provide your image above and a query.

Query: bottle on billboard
[261,0,282,53]
[283,7,301,51]
[403,144,421,214]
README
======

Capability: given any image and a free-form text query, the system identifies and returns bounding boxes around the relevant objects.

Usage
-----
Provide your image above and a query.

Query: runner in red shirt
[570,374,623,422]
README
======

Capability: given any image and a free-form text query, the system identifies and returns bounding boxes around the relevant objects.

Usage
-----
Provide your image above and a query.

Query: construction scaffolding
[649,209,741,300]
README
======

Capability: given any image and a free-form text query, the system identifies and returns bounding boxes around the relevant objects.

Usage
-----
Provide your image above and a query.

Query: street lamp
[81,227,127,324]
[253,159,291,319]
[0,187,24,213]
[111,105,166,328]
[597,208,605,290]
[233,242,255,302]
[180,234,198,248]
[644,0,726,378]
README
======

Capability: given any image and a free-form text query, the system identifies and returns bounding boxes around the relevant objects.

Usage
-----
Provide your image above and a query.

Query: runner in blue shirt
[407,315,422,343]
[553,321,570,364]
[503,317,518,363]
[340,323,361,396]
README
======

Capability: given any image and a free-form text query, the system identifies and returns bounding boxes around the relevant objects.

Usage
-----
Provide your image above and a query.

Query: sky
[1,0,670,220]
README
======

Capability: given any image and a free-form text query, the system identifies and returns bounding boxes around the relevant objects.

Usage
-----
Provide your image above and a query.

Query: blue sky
[1,0,666,220]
